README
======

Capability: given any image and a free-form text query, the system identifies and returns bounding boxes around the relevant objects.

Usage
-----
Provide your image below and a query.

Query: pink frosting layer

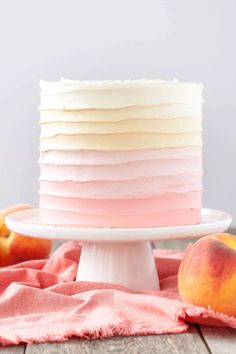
[39,191,201,215]
[39,174,202,199]
[39,208,201,228]
[39,147,202,165]
[39,157,202,182]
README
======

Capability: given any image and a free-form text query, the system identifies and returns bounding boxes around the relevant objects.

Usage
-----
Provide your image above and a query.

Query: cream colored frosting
[40,132,202,151]
[40,117,202,138]
[40,104,203,123]
[40,79,203,109]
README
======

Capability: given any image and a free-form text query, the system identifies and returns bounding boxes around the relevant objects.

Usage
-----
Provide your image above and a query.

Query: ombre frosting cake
[39,79,203,228]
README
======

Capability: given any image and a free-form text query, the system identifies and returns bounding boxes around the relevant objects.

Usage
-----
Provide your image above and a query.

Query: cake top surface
[40,78,203,91]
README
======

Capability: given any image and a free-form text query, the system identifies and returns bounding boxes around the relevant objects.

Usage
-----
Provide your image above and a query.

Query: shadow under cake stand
[6,208,232,291]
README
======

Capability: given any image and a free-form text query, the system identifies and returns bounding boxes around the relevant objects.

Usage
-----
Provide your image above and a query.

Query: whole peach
[0,204,52,266]
[0,238,19,267]
[8,232,52,261]
[178,233,236,316]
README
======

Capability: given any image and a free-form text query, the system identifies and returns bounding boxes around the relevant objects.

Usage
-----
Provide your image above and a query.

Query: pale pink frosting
[39,191,201,215]
[39,174,202,199]
[39,147,202,165]
[39,208,201,228]
[39,157,202,182]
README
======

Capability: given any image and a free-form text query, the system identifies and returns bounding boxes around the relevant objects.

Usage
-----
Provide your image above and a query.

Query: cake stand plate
[6,208,232,291]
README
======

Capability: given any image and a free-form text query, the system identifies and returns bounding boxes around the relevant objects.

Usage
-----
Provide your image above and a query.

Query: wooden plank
[0,346,25,354]
[25,325,209,354]
[198,326,236,354]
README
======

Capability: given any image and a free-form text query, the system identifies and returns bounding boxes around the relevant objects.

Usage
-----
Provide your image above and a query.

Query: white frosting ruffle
[40,79,203,109]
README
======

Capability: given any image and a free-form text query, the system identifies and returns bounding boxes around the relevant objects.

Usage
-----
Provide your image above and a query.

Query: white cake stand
[6,208,232,291]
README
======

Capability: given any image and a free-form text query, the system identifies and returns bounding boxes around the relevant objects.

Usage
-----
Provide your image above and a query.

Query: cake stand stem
[77,241,159,290]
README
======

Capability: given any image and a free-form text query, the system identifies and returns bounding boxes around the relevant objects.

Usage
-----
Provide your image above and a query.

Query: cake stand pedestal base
[77,241,159,290]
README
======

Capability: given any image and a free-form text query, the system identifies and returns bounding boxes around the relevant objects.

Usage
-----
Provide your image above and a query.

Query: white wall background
[0,0,235,224]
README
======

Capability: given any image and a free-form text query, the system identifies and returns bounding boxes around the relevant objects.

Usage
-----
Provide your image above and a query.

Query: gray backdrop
[0,0,235,225]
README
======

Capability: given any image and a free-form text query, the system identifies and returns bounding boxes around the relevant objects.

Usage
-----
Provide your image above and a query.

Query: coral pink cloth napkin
[0,241,235,345]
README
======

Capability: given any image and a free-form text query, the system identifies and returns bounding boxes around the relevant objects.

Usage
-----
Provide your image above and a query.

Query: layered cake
[39,79,203,227]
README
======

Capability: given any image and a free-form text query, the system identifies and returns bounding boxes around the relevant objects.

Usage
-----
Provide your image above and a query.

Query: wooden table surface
[0,238,235,354]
